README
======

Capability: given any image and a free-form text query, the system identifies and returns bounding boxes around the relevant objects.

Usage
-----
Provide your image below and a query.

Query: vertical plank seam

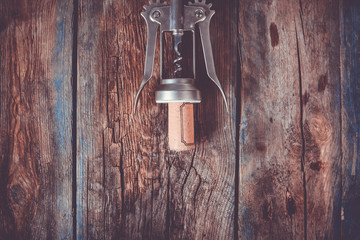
[337,1,344,238]
[339,0,344,239]
[298,0,305,40]
[233,0,241,239]
[295,22,308,240]
[338,0,344,236]
[103,19,109,238]
[102,131,106,240]
[165,158,172,239]
[72,0,79,238]
[119,139,125,236]
[86,153,89,239]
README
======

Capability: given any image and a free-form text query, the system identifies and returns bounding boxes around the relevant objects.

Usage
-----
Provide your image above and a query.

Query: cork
[168,103,195,151]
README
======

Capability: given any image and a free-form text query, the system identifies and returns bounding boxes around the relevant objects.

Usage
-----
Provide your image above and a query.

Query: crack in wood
[299,0,305,41]
[295,20,308,240]
[191,166,202,217]
[233,0,242,238]
[165,157,172,239]
[72,1,79,238]
[180,148,196,204]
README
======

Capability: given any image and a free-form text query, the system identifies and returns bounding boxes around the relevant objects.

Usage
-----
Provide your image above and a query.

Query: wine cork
[168,103,195,151]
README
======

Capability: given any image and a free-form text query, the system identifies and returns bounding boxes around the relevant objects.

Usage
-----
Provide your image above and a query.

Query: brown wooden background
[0,0,359,239]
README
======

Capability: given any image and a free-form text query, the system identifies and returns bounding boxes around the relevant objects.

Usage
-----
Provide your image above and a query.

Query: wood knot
[270,22,279,47]
[309,115,332,144]
[318,74,328,92]
[263,199,273,221]
[7,164,39,231]
[310,161,324,171]
[303,91,310,105]
[304,122,321,164]
[10,184,26,205]
[286,190,296,216]
[256,141,267,153]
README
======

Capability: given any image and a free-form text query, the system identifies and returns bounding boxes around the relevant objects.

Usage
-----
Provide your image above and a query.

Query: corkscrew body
[134,0,228,113]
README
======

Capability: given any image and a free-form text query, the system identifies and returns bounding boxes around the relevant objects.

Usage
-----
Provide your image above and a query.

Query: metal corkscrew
[134,0,228,151]
[173,35,183,76]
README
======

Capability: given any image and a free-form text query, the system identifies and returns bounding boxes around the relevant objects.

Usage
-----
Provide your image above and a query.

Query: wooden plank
[296,0,342,238]
[0,0,74,239]
[237,0,306,238]
[77,0,236,239]
[76,0,106,238]
[340,0,360,239]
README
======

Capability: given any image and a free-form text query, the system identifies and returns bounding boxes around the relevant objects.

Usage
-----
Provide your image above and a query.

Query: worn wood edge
[340,0,360,238]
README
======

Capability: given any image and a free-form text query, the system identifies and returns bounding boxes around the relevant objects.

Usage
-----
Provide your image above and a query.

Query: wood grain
[237,0,305,238]
[237,0,344,239]
[340,0,360,239]
[1,0,359,238]
[76,0,235,239]
[296,0,342,238]
[0,0,74,239]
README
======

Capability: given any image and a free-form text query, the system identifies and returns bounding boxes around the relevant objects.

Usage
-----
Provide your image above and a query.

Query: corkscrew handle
[168,103,195,151]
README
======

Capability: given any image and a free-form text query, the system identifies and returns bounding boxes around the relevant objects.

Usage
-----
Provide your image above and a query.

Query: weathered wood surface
[0,0,360,239]
[341,0,360,239]
[238,0,346,239]
[76,0,235,239]
[297,0,342,238]
[0,0,74,239]
[237,0,305,238]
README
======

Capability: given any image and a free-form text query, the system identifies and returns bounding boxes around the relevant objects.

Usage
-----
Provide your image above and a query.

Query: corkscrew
[173,35,183,76]
[134,0,228,151]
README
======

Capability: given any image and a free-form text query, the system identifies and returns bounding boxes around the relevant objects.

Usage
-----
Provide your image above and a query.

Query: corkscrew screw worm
[174,35,183,77]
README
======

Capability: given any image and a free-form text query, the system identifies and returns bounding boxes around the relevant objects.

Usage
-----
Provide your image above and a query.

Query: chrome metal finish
[189,0,228,111]
[134,0,228,114]
[156,78,201,103]
[174,35,183,76]
[170,0,184,33]
[134,0,167,113]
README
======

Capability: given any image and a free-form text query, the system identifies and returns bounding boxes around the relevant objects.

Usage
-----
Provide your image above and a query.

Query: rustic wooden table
[0,0,359,239]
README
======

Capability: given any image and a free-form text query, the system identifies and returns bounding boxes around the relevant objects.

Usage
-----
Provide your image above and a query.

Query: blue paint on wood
[54,76,66,152]
[232,97,236,124]
[240,119,248,144]
[238,34,246,60]
[342,5,360,150]
[240,118,248,170]
[56,19,65,56]
[53,14,68,154]
[341,1,360,239]
[77,138,86,240]
[245,105,252,114]
[240,205,253,240]
[51,2,74,239]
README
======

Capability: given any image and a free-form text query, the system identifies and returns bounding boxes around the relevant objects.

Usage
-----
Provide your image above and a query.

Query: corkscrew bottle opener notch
[134,0,227,151]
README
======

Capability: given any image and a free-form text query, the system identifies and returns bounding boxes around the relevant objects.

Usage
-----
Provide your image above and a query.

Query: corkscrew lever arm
[198,10,229,112]
[134,10,159,114]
